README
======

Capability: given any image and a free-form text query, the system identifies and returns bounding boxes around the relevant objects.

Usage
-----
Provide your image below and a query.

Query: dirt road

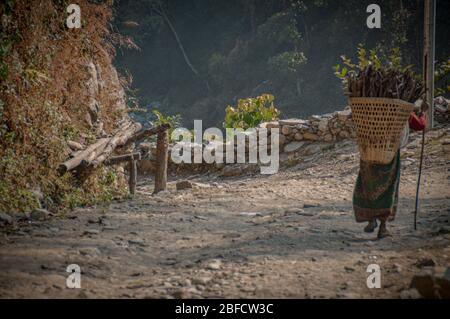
[1,131,449,298]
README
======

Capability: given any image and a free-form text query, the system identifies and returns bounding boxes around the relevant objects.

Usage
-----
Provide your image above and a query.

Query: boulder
[207,259,222,270]
[309,115,322,122]
[339,130,350,139]
[30,208,50,221]
[221,165,245,177]
[410,267,450,299]
[318,119,329,132]
[192,277,212,285]
[279,119,307,126]
[259,121,279,129]
[303,132,320,141]
[278,134,286,146]
[323,134,333,142]
[0,212,13,224]
[173,289,191,299]
[281,125,292,135]
[176,180,193,190]
[295,124,309,130]
[284,141,305,153]
[337,110,352,122]
[301,144,322,156]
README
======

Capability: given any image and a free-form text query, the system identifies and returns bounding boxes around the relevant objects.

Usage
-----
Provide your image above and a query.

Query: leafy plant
[150,109,181,139]
[435,58,450,96]
[151,109,180,126]
[223,94,280,129]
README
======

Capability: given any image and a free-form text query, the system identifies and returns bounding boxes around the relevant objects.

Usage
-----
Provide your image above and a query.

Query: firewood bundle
[58,122,170,175]
[346,64,424,103]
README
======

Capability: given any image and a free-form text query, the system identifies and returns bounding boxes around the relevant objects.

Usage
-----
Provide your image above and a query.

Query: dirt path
[1,132,449,298]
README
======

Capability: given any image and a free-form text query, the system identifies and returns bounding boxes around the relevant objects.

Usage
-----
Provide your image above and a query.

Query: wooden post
[153,129,169,194]
[424,0,436,129]
[129,159,137,195]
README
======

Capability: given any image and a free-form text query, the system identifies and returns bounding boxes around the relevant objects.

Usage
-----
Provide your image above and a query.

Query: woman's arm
[409,112,427,131]
[409,101,428,131]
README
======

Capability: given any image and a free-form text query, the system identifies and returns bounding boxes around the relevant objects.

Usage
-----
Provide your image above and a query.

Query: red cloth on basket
[409,112,427,131]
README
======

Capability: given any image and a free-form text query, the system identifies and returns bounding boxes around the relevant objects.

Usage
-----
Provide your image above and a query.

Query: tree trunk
[91,122,142,167]
[160,9,199,76]
[58,138,109,175]
[59,122,142,175]
[153,130,168,194]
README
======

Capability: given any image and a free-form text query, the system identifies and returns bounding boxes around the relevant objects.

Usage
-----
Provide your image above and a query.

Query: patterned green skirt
[353,151,401,223]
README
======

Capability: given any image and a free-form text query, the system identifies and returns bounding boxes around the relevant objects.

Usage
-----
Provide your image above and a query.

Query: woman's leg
[364,219,378,233]
[377,217,392,239]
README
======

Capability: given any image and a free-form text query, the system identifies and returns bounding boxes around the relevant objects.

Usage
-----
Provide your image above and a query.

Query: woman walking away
[353,102,428,239]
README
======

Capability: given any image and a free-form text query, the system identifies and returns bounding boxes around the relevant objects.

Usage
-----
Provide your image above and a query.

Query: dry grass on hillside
[0,0,132,212]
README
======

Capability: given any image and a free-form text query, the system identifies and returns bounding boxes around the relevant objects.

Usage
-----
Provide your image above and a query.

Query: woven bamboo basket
[349,97,414,164]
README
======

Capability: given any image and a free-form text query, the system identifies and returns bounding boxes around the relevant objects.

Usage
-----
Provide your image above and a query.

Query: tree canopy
[114,0,450,128]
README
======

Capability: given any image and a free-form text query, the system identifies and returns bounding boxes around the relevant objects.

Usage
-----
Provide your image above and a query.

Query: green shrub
[58,166,124,210]
[435,58,450,96]
[0,181,41,212]
[150,109,181,140]
[268,51,307,76]
[223,94,280,129]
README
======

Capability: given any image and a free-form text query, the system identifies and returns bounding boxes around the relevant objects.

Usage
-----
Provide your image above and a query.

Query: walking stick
[414,128,426,230]
[415,45,429,230]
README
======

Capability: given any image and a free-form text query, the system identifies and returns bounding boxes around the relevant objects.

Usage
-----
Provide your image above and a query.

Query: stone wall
[260,108,355,152]
[138,107,357,175]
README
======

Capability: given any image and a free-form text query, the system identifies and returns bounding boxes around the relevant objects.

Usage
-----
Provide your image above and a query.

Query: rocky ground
[0,126,449,299]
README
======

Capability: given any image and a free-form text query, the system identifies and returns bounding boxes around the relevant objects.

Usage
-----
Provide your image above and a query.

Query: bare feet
[377,221,392,239]
[364,220,378,233]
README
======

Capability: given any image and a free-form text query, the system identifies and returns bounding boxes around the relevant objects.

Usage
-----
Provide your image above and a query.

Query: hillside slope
[0,0,131,212]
